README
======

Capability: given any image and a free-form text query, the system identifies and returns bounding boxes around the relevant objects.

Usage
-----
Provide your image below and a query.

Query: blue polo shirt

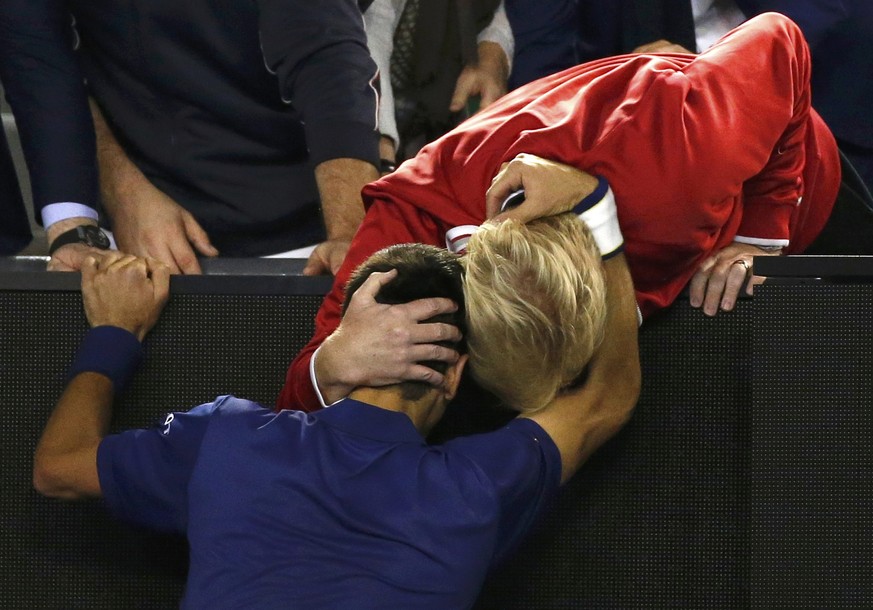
[97,396,561,609]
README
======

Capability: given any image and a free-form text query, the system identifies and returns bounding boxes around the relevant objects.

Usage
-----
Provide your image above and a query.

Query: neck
[348,387,443,435]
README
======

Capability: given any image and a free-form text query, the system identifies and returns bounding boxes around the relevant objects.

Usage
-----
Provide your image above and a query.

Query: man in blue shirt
[33,234,639,607]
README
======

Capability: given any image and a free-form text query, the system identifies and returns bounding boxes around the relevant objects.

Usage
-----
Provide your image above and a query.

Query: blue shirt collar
[314,398,426,444]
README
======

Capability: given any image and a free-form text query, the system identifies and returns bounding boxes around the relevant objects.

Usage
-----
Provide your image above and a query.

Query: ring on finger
[731,259,751,273]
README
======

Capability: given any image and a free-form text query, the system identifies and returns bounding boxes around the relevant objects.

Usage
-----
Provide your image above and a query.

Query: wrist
[477,41,509,77]
[68,326,144,393]
[313,339,356,405]
[48,224,111,256]
[573,177,624,259]
[46,217,99,245]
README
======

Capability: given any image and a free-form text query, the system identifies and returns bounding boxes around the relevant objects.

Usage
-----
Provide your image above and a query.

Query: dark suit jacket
[0,0,101,253]
[742,1,871,151]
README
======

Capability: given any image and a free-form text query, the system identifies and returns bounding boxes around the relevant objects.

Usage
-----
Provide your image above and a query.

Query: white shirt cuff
[309,345,345,409]
[42,202,99,229]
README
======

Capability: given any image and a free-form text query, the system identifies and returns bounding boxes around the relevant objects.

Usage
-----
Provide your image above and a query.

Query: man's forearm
[89,99,148,216]
[33,372,113,499]
[314,158,379,242]
[34,324,145,499]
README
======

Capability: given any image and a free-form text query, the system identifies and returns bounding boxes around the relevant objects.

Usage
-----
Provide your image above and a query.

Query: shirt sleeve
[97,400,222,533]
[445,418,562,565]
[0,0,99,221]
[477,1,514,73]
[257,0,380,167]
[363,0,405,145]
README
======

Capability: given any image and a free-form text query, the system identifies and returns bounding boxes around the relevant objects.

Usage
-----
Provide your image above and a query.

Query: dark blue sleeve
[0,0,98,218]
[256,0,379,167]
[97,399,224,533]
[737,1,849,49]
[0,128,31,254]
[445,418,562,565]
[506,0,580,89]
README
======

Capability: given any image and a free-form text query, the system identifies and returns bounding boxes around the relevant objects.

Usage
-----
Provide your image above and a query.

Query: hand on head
[80,251,171,341]
[315,268,462,403]
[485,154,600,223]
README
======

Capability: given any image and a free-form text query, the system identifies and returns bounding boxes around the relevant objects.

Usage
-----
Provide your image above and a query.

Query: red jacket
[278,13,839,412]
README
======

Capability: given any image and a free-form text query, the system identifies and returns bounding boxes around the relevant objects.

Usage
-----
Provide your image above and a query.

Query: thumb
[484,163,519,218]
[182,211,219,257]
[491,205,537,225]
[352,269,398,304]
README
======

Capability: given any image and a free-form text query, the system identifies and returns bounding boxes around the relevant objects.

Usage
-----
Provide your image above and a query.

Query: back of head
[343,243,466,400]
[462,214,607,413]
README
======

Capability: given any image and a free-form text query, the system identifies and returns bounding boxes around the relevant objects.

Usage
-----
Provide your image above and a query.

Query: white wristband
[572,177,623,259]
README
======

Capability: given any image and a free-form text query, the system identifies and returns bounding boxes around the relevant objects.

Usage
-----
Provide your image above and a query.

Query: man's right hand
[314,269,462,404]
[81,252,170,342]
[91,97,218,274]
[108,182,218,275]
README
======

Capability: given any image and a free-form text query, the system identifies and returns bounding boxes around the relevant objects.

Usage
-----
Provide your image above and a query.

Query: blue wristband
[67,326,144,392]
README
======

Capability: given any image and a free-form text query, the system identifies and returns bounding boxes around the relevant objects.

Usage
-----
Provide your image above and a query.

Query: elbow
[32,453,90,500]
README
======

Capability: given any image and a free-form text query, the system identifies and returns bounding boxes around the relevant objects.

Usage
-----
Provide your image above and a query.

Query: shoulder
[439,418,562,493]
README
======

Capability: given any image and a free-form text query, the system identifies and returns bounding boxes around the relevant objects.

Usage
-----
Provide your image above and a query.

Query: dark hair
[342,243,466,399]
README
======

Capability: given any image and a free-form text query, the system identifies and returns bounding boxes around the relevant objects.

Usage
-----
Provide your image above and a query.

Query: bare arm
[33,253,170,499]
[526,253,641,483]
[303,158,379,276]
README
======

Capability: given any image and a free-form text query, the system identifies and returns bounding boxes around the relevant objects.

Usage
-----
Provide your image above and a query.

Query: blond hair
[462,213,607,413]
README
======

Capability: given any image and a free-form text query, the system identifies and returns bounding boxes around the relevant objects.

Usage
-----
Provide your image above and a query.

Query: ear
[442,354,468,402]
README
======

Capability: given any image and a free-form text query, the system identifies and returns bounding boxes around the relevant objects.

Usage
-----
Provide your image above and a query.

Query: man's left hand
[48,243,111,272]
[81,252,171,341]
[303,239,352,276]
[633,39,694,54]
[486,153,600,221]
[449,41,508,114]
[689,242,781,316]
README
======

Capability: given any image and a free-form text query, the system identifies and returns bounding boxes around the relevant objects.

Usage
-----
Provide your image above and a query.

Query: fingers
[147,258,172,304]
[167,236,202,275]
[485,162,517,219]
[406,364,446,389]
[404,343,460,366]
[349,269,398,304]
[304,240,351,276]
[633,39,688,54]
[479,80,504,109]
[689,256,752,316]
[720,260,751,312]
[449,70,476,113]
[182,211,219,258]
[408,321,463,345]
[395,296,459,323]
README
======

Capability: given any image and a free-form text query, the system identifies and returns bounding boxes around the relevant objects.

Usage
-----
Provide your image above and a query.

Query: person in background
[0,0,106,267]
[365,0,514,165]
[11,0,381,275]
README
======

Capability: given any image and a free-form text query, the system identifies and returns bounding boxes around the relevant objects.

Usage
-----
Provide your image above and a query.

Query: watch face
[78,225,111,249]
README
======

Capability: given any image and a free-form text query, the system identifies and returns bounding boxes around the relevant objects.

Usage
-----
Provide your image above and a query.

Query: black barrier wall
[0,257,870,608]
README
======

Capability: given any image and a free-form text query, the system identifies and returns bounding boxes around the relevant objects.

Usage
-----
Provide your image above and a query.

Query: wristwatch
[48,225,111,256]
